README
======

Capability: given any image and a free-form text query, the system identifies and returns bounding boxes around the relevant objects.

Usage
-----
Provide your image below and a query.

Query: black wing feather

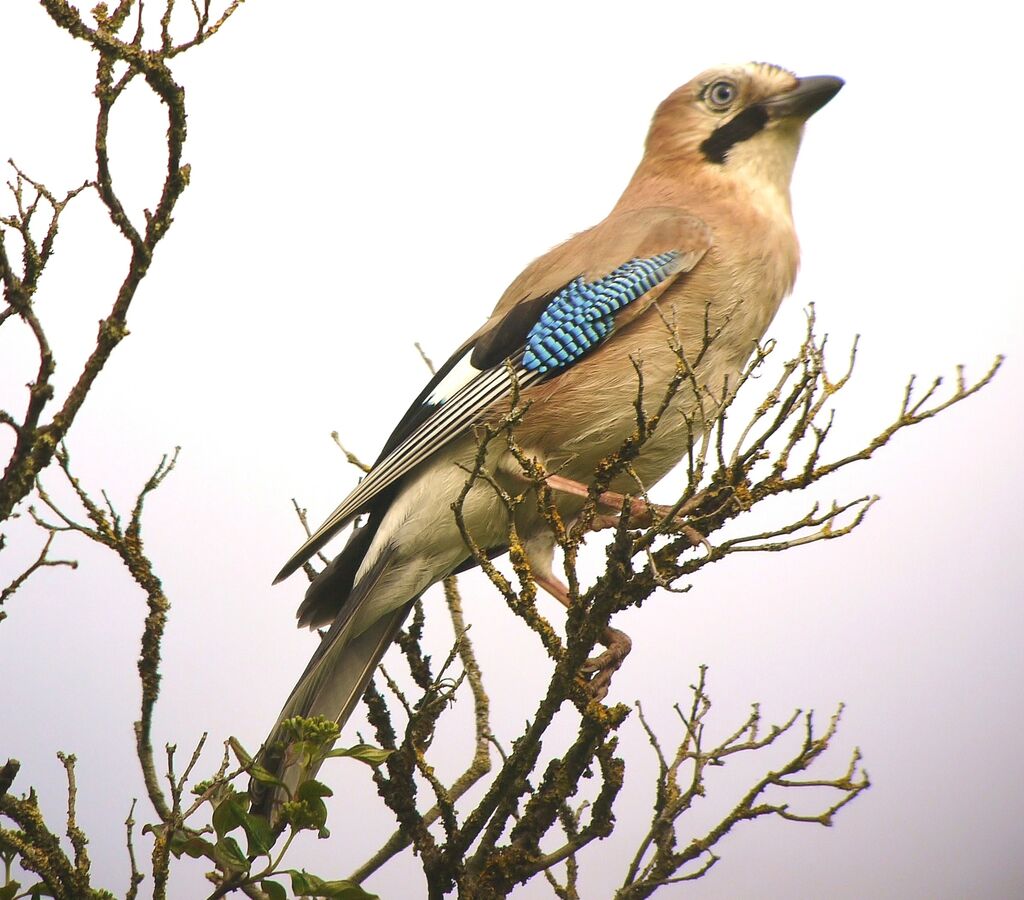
[376,345,474,462]
[470,292,557,370]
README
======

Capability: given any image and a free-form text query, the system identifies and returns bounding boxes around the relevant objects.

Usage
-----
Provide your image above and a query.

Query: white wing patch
[426,350,481,405]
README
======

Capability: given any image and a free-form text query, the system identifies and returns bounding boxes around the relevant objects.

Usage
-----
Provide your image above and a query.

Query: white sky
[2,1,1023,898]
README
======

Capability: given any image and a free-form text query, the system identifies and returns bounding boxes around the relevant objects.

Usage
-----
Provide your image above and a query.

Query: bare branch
[330,431,372,473]
[0,0,245,525]
[0,528,77,615]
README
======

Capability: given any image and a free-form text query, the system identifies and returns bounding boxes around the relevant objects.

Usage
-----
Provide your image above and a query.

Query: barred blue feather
[522,252,681,373]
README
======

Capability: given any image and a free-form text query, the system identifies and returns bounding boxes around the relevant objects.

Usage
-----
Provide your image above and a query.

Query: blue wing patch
[521,252,681,373]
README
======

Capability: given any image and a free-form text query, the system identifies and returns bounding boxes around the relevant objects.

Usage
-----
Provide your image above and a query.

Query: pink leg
[545,473,711,553]
[544,473,672,528]
[534,570,632,701]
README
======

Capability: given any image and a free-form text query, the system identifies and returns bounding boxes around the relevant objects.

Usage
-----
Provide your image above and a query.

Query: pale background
[2,1,1023,898]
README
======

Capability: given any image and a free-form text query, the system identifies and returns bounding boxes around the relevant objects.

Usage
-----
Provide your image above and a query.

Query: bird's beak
[762,75,844,121]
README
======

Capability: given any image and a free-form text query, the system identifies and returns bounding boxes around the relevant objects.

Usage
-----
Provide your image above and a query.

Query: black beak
[763,75,844,120]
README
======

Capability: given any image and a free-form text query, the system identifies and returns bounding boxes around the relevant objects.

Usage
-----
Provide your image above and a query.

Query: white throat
[722,123,803,222]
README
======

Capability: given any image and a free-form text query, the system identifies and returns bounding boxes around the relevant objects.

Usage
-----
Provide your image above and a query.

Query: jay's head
[646,63,843,196]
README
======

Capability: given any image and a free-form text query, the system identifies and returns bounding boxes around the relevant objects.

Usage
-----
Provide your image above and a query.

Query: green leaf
[288,871,378,898]
[326,744,392,767]
[307,798,329,832]
[239,809,274,857]
[260,880,287,900]
[247,763,287,788]
[291,779,331,832]
[212,836,249,874]
[280,780,335,833]
[212,793,245,840]
[313,880,379,899]
[212,790,273,856]
[0,881,21,900]
[167,828,214,860]
[228,736,254,767]
[297,779,333,800]
[289,870,322,894]
[26,884,54,899]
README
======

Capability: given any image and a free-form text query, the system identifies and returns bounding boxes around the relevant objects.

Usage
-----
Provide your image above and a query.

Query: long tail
[252,542,412,820]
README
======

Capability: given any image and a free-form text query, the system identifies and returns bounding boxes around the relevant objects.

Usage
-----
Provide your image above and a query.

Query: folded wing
[274,208,712,583]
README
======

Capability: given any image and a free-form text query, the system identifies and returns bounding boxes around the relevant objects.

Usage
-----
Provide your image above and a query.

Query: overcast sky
[2,1,1023,898]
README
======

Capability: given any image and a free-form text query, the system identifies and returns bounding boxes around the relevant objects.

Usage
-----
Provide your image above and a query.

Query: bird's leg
[533,569,632,701]
[543,473,713,555]
[544,473,674,529]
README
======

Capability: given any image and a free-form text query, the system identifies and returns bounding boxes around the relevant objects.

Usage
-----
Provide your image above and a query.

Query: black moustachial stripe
[700,104,769,164]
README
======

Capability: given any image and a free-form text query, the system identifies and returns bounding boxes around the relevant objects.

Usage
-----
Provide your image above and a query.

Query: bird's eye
[705,79,738,111]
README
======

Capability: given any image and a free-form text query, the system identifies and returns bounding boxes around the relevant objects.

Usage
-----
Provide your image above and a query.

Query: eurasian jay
[260,62,843,808]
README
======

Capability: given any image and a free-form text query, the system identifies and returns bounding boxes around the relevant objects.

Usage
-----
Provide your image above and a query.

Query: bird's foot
[591,494,680,530]
[679,523,713,556]
[533,569,632,700]
[580,626,632,701]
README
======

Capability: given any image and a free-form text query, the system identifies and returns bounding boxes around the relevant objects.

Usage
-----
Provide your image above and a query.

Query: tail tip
[272,562,294,585]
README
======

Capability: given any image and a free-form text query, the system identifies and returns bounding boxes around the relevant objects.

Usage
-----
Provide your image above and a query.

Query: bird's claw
[580,626,632,700]
[591,495,676,531]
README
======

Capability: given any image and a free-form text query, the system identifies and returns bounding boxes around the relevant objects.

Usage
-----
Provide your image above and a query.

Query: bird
[257,62,843,814]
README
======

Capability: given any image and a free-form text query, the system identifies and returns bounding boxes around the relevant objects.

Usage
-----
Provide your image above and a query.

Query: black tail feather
[297,513,380,629]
